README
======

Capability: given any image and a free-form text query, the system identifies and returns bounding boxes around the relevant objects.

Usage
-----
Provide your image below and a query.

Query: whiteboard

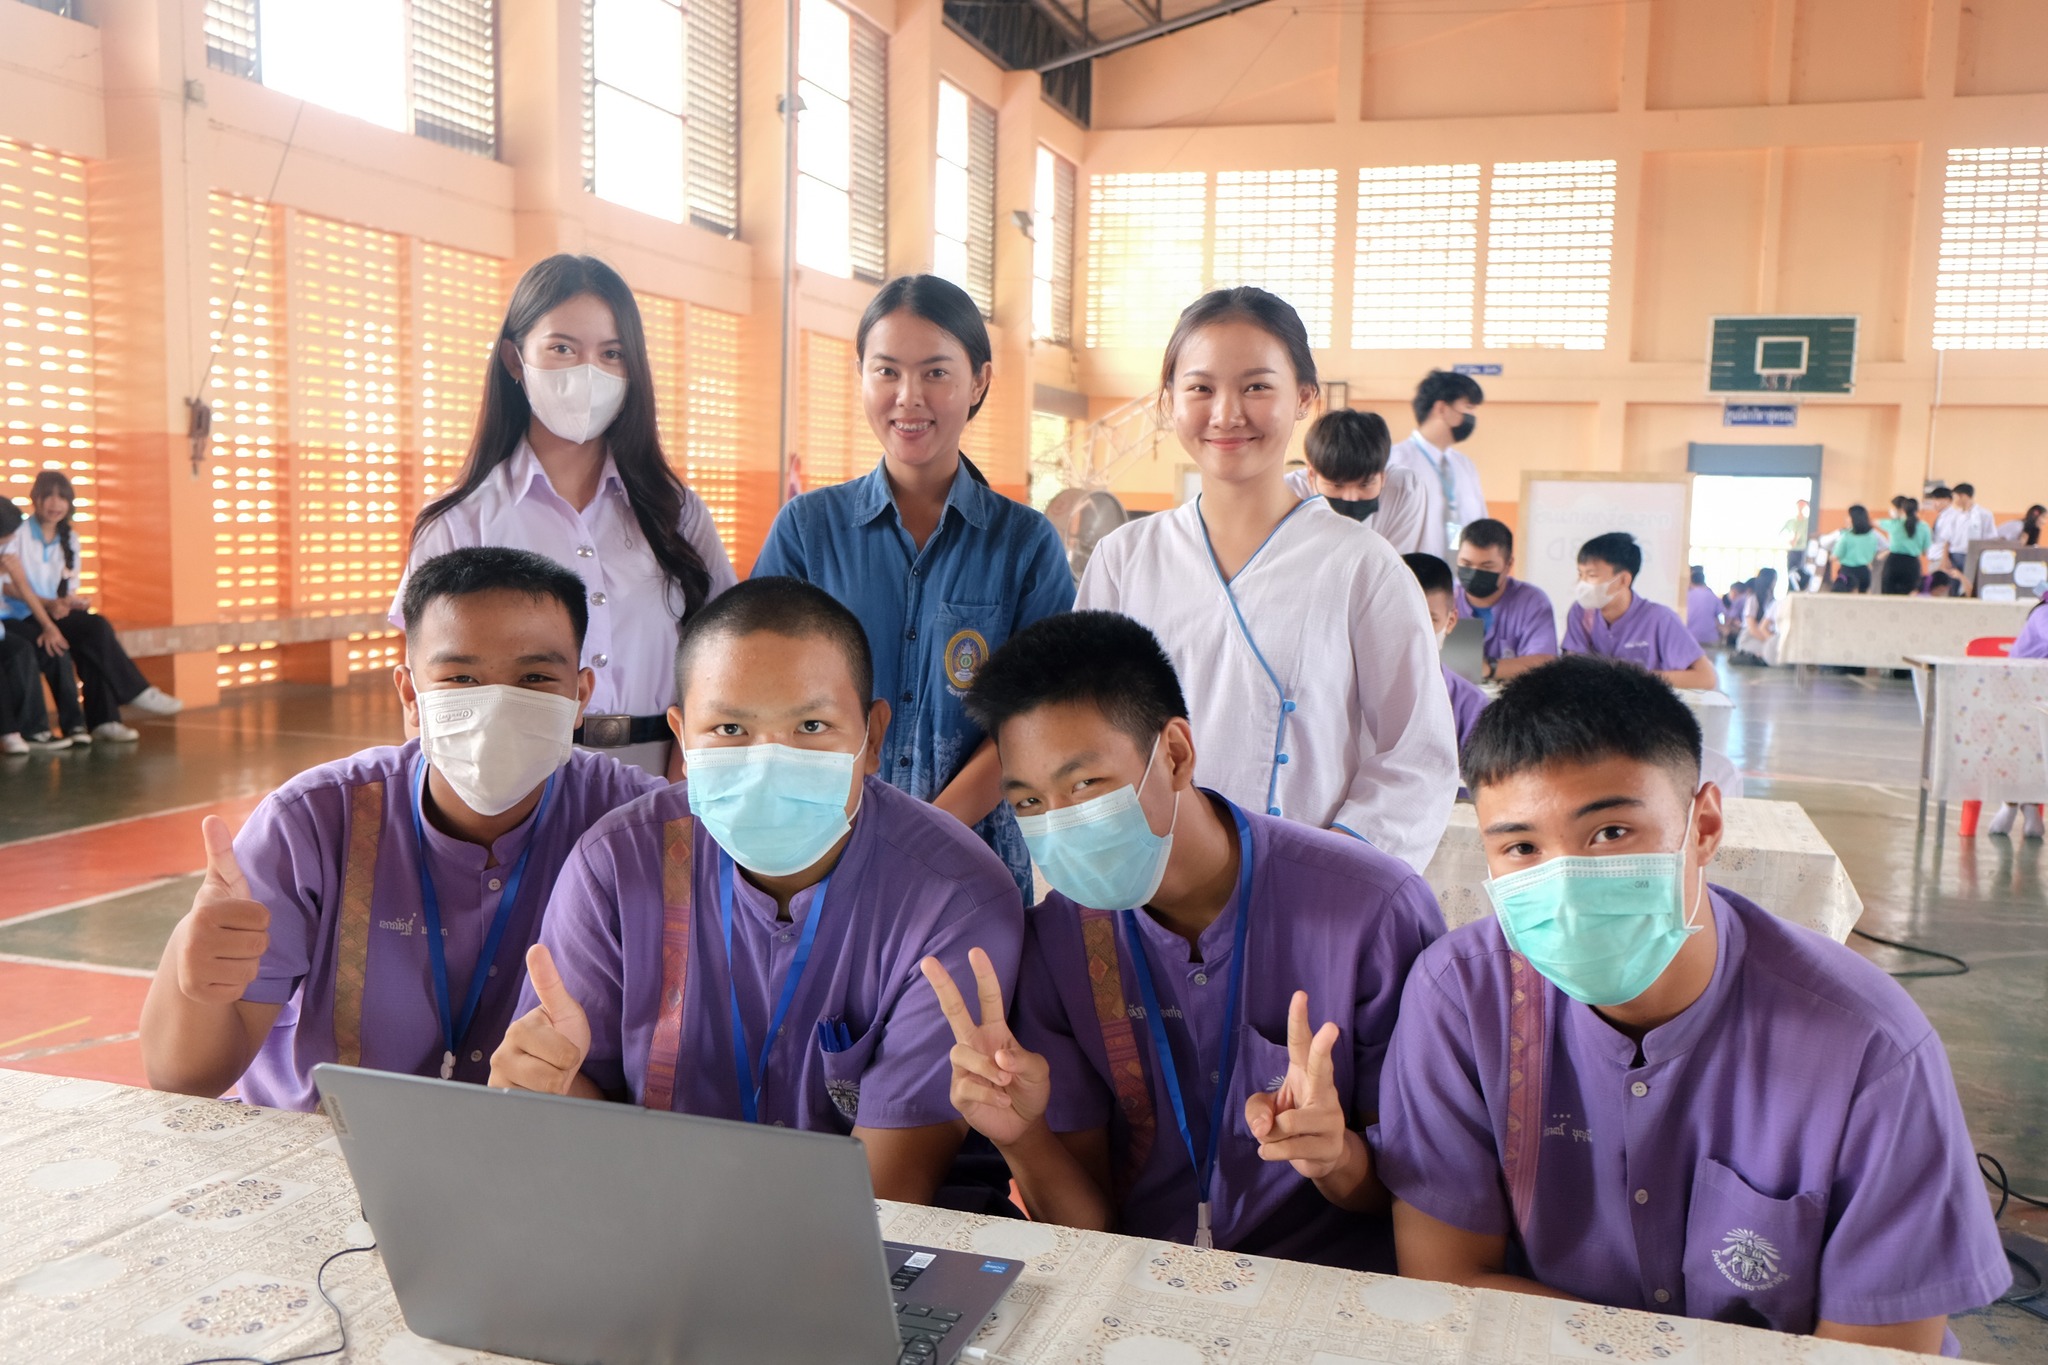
[1517,473,1693,639]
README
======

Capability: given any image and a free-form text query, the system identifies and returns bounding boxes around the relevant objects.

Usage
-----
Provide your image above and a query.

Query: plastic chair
[1959,636,2018,836]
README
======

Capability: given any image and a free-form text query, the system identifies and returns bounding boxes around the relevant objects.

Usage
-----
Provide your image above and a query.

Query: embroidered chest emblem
[377,914,419,936]
[942,629,990,691]
[1712,1228,1789,1291]
[826,1078,861,1122]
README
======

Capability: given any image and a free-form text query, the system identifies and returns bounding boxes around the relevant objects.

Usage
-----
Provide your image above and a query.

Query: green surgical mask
[1484,799,1706,1007]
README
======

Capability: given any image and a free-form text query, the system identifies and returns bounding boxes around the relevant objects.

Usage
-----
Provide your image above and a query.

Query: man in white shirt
[1282,408,1428,550]
[1384,370,1486,558]
[1943,483,1999,572]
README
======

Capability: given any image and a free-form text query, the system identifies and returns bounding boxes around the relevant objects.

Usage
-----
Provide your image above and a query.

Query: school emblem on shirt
[1712,1228,1789,1291]
[943,629,991,691]
[827,1078,861,1122]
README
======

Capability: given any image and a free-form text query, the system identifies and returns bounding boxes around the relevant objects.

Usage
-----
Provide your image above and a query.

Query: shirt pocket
[817,1016,883,1127]
[1682,1156,1826,1334]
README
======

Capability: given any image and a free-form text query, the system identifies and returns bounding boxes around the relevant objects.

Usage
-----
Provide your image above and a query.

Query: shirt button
[911,566,921,576]
[898,756,911,767]
[469,1050,483,1062]
[593,653,609,667]
[1634,1189,1649,1205]
[906,628,917,640]
[1193,973,1208,986]
[1653,1289,1670,1304]
[1275,753,1289,765]
[576,545,594,558]
[489,965,498,976]
[591,591,607,605]
[780,932,794,943]
[1630,1081,1648,1097]
[901,692,913,703]
[1209,1070,1220,1084]
[487,878,502,892]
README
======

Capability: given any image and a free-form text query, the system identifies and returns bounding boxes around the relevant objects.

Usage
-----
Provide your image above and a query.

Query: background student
[1685,567,1723,650]
[1385,370,1486,559]
[490,578,1024,1206]
[753,275,1073,902]
[1997,504,2043,545]
[2,469,182,743]
[1720,578,1754,647]
[140,548,659,1109]
[1822,504,1887,594]
[1373,657,2009,1355]
[1283,407,1428,549]
[1452,519,1557,681]
[1562,532,1717,688]
[927,609,1443,1269]
[1075,287,1457,874]
[1878,496,1930,595]
[393,254,736,777]
[1404,553,1488,749]
[1943,483,1998,571]
[1734,566,1782,667]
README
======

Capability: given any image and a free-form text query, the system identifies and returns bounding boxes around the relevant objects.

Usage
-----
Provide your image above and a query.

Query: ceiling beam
[1037,0,1270,71]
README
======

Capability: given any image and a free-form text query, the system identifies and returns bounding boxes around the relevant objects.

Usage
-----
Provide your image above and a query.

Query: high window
[797,0,888,281]
[1033,148,1076,345]
[933,81,996,316]
[1353,164,1480,349]
[1936,146,2048,349]
[585,0,741,233]
[1482,159,1616,350]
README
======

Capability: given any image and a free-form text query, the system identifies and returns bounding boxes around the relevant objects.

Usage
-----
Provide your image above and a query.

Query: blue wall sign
[1723,403,1799,427]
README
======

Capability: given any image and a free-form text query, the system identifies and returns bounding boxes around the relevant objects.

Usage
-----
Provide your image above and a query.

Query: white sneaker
[1987,803,2018,836]
[66,726,93,746]
[2028,805,2047,841]
[1,733,27,755]
[126,686,183,717]
[24,731,71,751]
[92,721,140,743]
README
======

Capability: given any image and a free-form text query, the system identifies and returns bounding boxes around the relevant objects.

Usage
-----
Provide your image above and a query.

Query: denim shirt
[752,459,1076,896]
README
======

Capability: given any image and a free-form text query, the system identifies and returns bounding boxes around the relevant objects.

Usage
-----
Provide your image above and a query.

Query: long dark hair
[1848,504,1871,535]
[1753,566,1778,615]
[854,275,994,487]
[29,469,76,594]
[1891,495,1920,536]
[2023,504,2044,547]
[411,255,711,617]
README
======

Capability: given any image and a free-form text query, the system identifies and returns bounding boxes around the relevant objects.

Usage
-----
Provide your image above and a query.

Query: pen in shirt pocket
[817,1018,854,1053]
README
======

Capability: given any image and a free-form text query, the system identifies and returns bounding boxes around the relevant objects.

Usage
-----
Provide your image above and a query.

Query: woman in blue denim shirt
[753,276,1075,899]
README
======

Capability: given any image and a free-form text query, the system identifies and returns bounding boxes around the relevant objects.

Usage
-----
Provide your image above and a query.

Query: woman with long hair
[1,470,184,744]
[752,275,1073,901]
[1824,503,1886,594]
[391,255,735,775]
[1735,566,1782,666]
[1997,504,2044,547]
[1877,495,1930,595]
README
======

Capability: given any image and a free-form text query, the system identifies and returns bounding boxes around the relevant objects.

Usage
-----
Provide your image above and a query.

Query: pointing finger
[1306,1020,1340,1096]
[201,816,250,898]
[1286,990,1311,1072]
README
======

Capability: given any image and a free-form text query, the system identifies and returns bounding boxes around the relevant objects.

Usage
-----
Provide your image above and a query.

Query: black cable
[1979,1153,2048,1307]
[1849,927,1969,978]
[178,1242,378,1365]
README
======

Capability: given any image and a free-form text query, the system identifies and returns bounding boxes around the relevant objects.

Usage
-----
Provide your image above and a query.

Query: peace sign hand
[920,948,1050,1150]
[1244,990,1349,1181]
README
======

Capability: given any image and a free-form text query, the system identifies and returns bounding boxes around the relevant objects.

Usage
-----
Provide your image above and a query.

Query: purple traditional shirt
[1562,593,1706,673]
[1372,888,2009,1349]
[528,774,1023,1132]
[1686,585,1725,647]
[1455,577,1558,665]
[2012,602,2048,659]
[1442,665,1488,748]
[236,743,662,1110]
[1015,798,1445,1271]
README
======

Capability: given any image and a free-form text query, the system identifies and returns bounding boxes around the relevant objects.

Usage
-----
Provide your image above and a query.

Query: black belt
[574,714,671,748]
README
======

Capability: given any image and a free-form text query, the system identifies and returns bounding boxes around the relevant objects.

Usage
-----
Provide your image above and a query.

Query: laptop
[314,1065,1023,1365]
[1442,615,1488,684]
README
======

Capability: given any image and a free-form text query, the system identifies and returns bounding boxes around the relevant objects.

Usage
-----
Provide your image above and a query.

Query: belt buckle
[582,713,632,748]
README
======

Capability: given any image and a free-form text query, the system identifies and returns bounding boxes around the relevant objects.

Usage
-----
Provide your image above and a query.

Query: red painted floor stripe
[0,960,149,1087]
[0,797,263,921]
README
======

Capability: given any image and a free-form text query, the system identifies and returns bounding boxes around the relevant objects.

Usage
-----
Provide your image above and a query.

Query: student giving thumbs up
[489,943,597,1097]
[173,815,271,1004]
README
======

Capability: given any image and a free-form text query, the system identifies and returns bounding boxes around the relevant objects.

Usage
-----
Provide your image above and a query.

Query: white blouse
[389,441,737,715]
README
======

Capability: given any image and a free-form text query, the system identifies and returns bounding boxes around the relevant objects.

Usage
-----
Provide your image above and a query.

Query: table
[1775,594,2038,672]
[0,1070,1933,1365]
[1903,655,2048,835]
[1425,798,1864,941]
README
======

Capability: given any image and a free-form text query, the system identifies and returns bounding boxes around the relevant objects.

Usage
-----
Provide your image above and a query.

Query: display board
[1518,472,1693,638]
[1708,315,1858,394]
[1964,541,2048,602]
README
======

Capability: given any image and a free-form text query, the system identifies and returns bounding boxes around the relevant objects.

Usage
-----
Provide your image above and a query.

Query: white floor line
[0,1030,142,1063]
[0,952,155,979]
[0,874,198,928]
[0,799,223,849]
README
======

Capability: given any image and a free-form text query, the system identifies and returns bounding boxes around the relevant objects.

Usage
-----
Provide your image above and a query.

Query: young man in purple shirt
[141,548,661,1110]
[1562,532,1717,689]
[1685,565,1725,648]
[920,611,1444,1270]
[489,577,1023,1205]
[1453,519,1558,682]
[1372,656,2008,1354]
[1404,552,1488,748]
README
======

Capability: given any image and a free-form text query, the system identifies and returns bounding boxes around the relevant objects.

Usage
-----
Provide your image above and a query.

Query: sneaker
[24,731,72,751]
[126,686,184,717]
[91,721,140,743]
[2028,805,2046,841]
[1,733,27,756]
[1988,803,2018,837]
[66,726,93,746]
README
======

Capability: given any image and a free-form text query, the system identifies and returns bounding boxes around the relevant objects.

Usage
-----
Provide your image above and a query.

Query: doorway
[1686,444,1822,595]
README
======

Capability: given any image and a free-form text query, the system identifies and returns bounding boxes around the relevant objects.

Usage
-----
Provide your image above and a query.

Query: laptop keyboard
[889,1257,963,1364]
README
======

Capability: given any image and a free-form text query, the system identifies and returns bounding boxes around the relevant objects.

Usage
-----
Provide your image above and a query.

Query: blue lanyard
[1118,802,1256,1250]
[719,850,834,1125]
[410,759,557,1080]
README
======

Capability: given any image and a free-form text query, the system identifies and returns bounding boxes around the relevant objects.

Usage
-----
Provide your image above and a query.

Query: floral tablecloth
[1776,595,2038,669]
[1426,798,1863,941]
[0,1070,1935,1365]
[1906,657,2048,804]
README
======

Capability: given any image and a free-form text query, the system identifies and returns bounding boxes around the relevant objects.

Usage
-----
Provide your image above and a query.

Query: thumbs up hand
[489,944,592,1095]
[1244,990,1350,1181]
[173,816,272,1005]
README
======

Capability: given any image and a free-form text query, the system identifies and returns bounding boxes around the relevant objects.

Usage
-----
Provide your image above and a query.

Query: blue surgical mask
[1017,735,1179,911]
[1483,800,1706,1007]
[683,737,867,877]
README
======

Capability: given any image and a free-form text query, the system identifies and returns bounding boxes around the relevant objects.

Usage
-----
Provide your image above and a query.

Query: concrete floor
[1,659,2044,1358]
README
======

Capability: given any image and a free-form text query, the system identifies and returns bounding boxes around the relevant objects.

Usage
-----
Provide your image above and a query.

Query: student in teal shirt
[752,276,1074,899]
[1877,496,1931,595]
[1826,504,1885,593]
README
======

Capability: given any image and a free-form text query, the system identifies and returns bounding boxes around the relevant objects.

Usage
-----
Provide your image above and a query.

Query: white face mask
[523,362,627,444]
[417,684,581,817]
[1574,577,1617,611]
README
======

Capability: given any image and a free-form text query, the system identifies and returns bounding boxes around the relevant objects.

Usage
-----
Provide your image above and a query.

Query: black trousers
[0,629,55,737]
[1831,564,1872,593]
[2,611,149,730]
[1881,553,1923,595]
